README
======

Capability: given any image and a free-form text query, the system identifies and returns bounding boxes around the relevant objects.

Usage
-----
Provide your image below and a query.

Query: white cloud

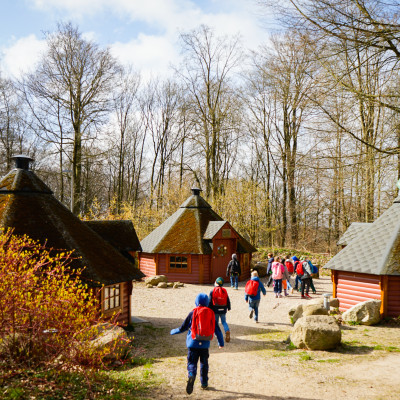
[3,0,270,80]
[111,34,178,80]
[1,35,46,79]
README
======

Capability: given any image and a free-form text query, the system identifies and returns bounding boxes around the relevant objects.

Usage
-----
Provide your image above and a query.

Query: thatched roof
[325,196,400,275]
[84,220,142,253]
[0,160,144,287]
[337,222,372,246]
[141,190,257,255]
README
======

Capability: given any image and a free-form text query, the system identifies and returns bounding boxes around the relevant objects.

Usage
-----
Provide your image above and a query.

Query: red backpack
[285,261,294,274]
[295,261,304,275]
[245,279,259,296]
[212,286,228,306]
[191,306,215,341]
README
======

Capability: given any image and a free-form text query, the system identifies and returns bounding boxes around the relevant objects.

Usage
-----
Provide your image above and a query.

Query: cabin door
[212,238,235,282]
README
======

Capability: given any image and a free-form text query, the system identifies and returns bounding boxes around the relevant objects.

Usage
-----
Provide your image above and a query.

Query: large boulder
[145,275,168,286]
[291,315,341,350]
[253,262,268,277]
[342,299,381,326]
[90,323,131,360]
[291,303,328,324]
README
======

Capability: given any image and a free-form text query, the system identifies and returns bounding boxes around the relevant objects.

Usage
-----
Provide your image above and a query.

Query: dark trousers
[187,347,209,385]
[301,277,311,296]
[273,279,282,294]
[294,274,302,290]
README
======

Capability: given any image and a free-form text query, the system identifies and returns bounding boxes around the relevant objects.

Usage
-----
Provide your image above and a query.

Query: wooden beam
[332,270,337,298]
[380,275,389,317]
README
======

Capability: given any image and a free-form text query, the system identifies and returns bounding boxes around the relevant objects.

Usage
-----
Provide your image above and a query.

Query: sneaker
[301,295,307,299]
[186,376,195,395]
[305,294,312,298]
[275,294,278,298]
[201,384,208,390]
[255,319,259,323]
[225,331,230,343]
[279,294,283,298]
[249,309,254,319]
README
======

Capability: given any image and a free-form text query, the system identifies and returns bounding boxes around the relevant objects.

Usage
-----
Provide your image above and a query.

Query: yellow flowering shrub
[0,230,108,369]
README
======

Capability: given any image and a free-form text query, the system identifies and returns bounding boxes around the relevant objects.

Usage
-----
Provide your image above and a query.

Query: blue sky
[0,0,275,80]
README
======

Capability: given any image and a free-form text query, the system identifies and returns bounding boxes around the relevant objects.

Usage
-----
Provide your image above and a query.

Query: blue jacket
[245,277,266,302]
[170,293,224,349]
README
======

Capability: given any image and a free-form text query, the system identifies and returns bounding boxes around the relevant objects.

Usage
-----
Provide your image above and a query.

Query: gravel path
[131,276,400,400]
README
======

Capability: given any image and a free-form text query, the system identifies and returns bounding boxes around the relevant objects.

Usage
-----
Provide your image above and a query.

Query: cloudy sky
[0,0,275,80]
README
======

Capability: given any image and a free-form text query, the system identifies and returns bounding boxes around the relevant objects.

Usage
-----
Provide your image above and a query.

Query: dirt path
[130,277,400,400]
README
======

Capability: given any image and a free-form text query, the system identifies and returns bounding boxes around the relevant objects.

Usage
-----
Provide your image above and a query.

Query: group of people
[170,252,318,394]
[267,253,317,299]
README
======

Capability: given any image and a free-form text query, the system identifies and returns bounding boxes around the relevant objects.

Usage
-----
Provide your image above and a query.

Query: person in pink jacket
[271,256,284,298]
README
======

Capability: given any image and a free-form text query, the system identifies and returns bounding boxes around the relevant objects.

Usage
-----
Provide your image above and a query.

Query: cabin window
[169,255,188,269]
[103,284,121,311]
[222,229,231,238]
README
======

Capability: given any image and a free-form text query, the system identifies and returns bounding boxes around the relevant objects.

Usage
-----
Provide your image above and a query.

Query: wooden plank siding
[336,271,381,312]
[387,276,400,317]
[139,253,157,276]
[157,254,205,283]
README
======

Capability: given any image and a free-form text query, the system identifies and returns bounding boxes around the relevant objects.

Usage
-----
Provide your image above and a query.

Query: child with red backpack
[293,256,303,292]
[209,277,231,343]
[244,270,266,322]
[170,293,224,394]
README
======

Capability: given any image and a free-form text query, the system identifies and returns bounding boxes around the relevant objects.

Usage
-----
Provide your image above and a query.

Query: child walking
[170,293,224,394]
[245,270,266,322]
[209,277,231,342]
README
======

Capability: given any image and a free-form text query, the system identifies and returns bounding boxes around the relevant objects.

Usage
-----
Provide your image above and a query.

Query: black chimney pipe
[11,155,34,170]
[191,188,202,196]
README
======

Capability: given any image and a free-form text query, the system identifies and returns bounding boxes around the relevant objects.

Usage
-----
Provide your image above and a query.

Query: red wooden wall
[139,251,252,284]
[387,276,400,317]
[332,270,400,317]
[332,271,381,312]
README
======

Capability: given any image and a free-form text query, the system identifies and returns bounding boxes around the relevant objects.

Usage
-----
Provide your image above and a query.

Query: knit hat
[292,256,299,261]
[215,277,224,286]
[232,253,237,260]
[195,293,209,307]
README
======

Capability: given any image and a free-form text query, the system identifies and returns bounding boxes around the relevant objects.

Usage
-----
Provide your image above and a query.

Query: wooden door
[212,238,235,282]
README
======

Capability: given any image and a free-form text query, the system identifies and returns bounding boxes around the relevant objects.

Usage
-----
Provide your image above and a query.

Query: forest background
[1,0,400,254]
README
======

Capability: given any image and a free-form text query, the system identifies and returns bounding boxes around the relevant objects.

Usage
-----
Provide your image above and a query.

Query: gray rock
[342,299,381,326]
[330,298,340,308]
[90,323,131,360]
[167,282,174,287]
[291,315,341,350]
[253,262,268,277]
[303,304,329,317]
[291,303,328,324]
[288,306,297,317]
[157,282,168,288]
[291,304,304,324]
[146,284,154,288]
[145,275,168,286]
[174,282,184,287]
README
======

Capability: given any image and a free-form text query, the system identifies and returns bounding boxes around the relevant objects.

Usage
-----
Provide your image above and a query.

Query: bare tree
[21,22,121,214]
[177,25,243,199]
